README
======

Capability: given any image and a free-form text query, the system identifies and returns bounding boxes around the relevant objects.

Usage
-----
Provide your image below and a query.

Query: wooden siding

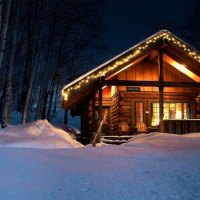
[118,61,158,91]
[81,102,91,144]
[115,91,197,128]
[117,60,197,93]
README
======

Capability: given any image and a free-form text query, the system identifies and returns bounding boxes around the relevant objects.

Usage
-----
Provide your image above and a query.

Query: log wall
[81,102,91,144]
[115,91,197,128]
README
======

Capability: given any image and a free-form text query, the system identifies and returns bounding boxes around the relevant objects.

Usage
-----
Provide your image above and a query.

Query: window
[151,103,159,126]
[151,102,192,126]
[183,103,191,119]
[163,103,182,119]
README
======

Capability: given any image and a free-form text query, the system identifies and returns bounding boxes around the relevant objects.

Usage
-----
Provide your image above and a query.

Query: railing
[160,119,200,134]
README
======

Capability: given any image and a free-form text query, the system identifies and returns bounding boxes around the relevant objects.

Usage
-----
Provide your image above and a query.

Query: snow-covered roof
[62,29,200,108]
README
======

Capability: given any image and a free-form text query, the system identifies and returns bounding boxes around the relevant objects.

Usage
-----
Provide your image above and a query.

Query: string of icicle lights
[62,30,200,101]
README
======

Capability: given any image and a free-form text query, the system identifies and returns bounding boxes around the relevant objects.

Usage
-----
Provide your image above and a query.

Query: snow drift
[0,132,200,200]
[0,120,84,149]
[123,132,200,152]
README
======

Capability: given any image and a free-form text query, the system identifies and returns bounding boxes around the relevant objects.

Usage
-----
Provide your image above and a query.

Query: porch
[161,119,200,134]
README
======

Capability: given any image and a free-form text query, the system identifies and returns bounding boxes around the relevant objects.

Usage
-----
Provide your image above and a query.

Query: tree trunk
[20,0,33,116]
[41,90,49,119]
[0,82,6,122]
[0,0,12,68]
[0,0,2,31]
[64,110,68,125]
[21,26,42,124]
[1,22,16,128]
[53,84,59,115]
[47,77,56,121]
[21,49,39,124]
[36,2,59,120]
[21,0,45,123]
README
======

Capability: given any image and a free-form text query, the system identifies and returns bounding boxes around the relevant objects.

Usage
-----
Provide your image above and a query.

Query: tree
[0,0,106,126]
[1,0,19,128]
[21,0,46,124]
[35,0,61,120]
[182,1,200,51]
[0,0,12,68]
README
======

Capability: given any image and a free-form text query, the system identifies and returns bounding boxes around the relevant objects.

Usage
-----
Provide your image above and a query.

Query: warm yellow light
[63,93,68,101]
[163,54,200,82]
[111,86,117,97]
[176,111,182,119]
[62,31,200,103]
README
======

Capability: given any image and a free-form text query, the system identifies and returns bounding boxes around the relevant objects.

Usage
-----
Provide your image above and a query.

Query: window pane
[175,103,182,119]
[163,103,169,119]
[151,102,192,126]
[151,103,159,126]
[183,103,191,119]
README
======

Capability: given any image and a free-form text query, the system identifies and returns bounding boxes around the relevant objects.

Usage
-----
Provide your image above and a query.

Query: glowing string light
[62,30,200,102]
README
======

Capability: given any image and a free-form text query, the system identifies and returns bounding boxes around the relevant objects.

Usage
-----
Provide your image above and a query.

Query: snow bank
[87,142,110,147]
[123,132,200,151]
[0,120,84,149]
[0,132,200,200]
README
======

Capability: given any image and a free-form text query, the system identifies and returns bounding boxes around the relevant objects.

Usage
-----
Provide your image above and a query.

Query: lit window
[151,102,191,126]
[151,103,159,126]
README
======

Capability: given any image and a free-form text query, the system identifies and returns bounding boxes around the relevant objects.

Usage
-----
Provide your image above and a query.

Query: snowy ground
[0,120,200,200]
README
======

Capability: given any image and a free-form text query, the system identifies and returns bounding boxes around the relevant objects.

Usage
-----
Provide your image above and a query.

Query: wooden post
[159,86,164,122]
[98,84,102,142]
[158,50,164,123]
[91,95,96,142]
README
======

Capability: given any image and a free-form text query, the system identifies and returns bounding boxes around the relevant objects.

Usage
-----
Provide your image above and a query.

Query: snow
[0,122,200,200]
[0,120,83,149]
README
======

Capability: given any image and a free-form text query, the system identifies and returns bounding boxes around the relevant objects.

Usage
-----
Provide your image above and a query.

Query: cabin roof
[62,29,200,110]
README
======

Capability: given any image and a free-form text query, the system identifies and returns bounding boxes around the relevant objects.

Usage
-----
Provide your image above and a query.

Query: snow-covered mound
[123,132,200,150]
[0,120,84,149]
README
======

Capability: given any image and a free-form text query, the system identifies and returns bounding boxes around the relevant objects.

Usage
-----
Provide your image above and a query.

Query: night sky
[104,0,195,59]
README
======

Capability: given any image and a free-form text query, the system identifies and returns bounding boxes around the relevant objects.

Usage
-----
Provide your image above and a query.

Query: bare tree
[36,0,60,120]
[0,0,12,68]
[0,0,106,125]
[21,0,45,124]
[1,0,18,128]
[0,0,2,30]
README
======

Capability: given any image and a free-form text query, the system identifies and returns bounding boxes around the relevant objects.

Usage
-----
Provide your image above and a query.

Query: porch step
[101,135,133,145]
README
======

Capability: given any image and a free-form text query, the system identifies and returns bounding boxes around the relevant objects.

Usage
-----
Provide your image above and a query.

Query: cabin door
[133,101,146,127]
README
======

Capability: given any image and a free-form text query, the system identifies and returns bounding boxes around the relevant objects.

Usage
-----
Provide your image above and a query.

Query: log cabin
[62,30,200,144]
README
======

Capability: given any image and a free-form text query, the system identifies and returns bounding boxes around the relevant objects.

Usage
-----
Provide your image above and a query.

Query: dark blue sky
[103,0,194,58]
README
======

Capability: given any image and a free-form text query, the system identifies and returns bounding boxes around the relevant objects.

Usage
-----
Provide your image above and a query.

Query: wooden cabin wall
[118,92,132,128]
[81,97,106,143]
[118,61,158,91]
[81,90,198,140]
[81,101,91,144]
[117,61,197,93]
[117,91,197,128]
[82,95,113,141]
[80,59,199,139]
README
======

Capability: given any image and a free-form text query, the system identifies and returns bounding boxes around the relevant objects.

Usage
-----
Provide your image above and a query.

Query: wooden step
[101,135,133,145]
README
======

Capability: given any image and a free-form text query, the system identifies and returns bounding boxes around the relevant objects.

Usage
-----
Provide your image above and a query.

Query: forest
[0,0,106,128]
[0,0,199,128]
